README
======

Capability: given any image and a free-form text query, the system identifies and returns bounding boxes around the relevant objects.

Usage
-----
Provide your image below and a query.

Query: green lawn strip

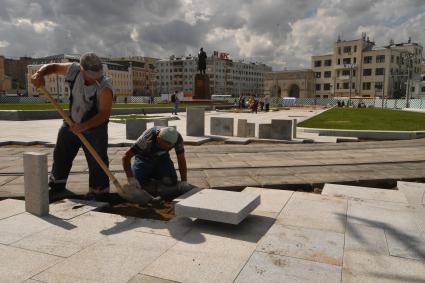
[111,114,162,120]
[298,108,425,131]
[0,103,208,110]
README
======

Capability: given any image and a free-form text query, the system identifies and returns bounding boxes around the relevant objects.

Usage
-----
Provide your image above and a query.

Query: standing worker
[31,52,113,199]
[122,126,190,199]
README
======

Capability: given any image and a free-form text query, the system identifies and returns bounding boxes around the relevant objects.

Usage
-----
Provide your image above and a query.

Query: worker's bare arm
[31,63,72,88]
[122,148,136,178]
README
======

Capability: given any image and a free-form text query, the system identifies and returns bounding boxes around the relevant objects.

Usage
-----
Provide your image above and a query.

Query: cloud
[0,0,423,70]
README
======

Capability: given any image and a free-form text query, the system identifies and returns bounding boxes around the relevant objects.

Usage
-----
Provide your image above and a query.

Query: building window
[364,56,372,64]
[343,82,349,89]
[324,59,332,66]
[337,83,340,89]
[343,46,352,53]
[315,84,321,91]
[314,60,322,67]
[315,72,321,78]
[411,86,415,92]
[375,82,383,90]
[375,68,385,76]
[324,83,331,90]
[354,46,357,52]
[337,59,341,65]
[338,47,341,55]
[421,86,425,92]
[324,71,332,78]
[376,55,385,63]
[342,70,350,76]
[363,69,372,76]
[343,58,351,65]
[363,82,371,90]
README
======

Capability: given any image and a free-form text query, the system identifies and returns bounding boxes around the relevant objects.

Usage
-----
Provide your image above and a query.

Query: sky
[0,0,424,70]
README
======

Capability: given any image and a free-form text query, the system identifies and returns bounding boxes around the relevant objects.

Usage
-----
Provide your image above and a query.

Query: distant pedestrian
[264,95,270,112]
[171,91,179,115]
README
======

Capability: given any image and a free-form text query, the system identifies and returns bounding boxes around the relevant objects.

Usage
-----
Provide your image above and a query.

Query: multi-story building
[155,52,271,96]
[264,70,315,98]
[4,56,32,91]
[312,35,423,98]
[27,54,132,97]
[109,56,158,96]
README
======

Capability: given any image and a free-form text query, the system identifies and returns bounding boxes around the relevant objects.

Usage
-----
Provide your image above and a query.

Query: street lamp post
[344,63,356,107]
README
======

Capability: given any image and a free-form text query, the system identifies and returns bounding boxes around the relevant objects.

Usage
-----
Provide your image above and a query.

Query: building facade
[27,54,132,97]
[155,53,272,96]
[312,35,423,98]
[264,70,315,98]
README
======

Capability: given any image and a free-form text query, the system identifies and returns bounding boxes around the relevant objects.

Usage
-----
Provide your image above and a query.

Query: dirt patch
[101,201,175,221]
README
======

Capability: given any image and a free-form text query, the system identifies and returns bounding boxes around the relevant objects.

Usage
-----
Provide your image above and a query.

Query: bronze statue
[198,47,207,75]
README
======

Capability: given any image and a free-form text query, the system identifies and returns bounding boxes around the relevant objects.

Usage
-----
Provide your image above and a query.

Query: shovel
[37,87,154,205]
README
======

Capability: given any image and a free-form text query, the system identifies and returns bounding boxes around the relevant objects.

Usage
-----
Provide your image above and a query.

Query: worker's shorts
[131,154,177,186]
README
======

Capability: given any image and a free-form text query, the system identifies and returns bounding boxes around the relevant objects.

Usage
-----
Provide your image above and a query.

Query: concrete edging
[299,127,425,140]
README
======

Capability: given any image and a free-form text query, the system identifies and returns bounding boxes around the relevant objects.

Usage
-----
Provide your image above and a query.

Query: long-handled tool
[37,87,154,205]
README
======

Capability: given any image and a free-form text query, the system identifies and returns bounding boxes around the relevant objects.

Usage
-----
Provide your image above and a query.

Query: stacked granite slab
[126,119,147,140]
[210,117,234,136]
[186,108,205,136]
[237,119,255,138]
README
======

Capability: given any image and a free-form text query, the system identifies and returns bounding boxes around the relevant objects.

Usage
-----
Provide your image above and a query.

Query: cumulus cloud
[0,0,423,70]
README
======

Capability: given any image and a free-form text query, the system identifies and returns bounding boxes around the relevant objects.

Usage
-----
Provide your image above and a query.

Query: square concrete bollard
[24,152,49,216]
[186,108,205,136]
[247,123,255,137]
[126,119,147,140]
[237,119,248,137]
[210,117,234,136]
[293,118,297,139]
[258,124,272,139]
[153,119,168,127]
[271,119,293,140]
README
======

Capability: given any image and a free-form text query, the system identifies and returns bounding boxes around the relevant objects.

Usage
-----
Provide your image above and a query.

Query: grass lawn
[298,108,425,131]
[0,103,207,111]
[111,114,161,120]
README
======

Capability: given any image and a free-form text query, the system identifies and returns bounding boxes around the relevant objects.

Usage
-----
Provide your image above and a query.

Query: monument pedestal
[194,74,210,100]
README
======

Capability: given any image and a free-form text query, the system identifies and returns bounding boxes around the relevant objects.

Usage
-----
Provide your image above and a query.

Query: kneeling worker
[122,126,188,198]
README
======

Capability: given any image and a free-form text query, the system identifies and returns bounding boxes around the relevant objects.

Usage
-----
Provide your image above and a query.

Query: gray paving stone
[237,119,248,137]
[322,183,408,203]
[207,175,259,190]
[277,192,347,233]
[175,189,260,224]
[131,217,194,240]
[0,212,55,244]
[126,119,147,140]
[347,199,421,233]
[0,244,62,283]
[271,119,293,140]
[49,199,108,220]
[0,198,25,219]
[24,152,49,216]
[235,251,341,283]
[247,122,255,137]
[242,187,293,217]
[345,223,388,255]
[210,117,234,136]
[385,228,425,261]
[397,181,425,204]
[128,274,179,283]
[34,231,177,283]
[258,123,271,139]
[186,108,205,136]
[143,219,262,283]
[257,224,344,266]
[342,250,425,282]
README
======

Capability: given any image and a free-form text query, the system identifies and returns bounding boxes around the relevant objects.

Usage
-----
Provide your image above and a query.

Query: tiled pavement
[1,182,424,282]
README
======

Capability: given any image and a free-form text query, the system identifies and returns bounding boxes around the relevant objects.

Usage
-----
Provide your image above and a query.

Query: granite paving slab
[128,274,179,283]
[242,187,293,217]
[234,251,341,283]
[342,250,425,282]
[322,183,408,203]
[0,198,25,219]
[49,199,109,220]
[175,189,260,224]
[257,224,344,266]
[34,231,177,283]
[385,228,425,261]
[397,181,425,205]
[345,223,388,255]
[277,192,347,233]
[0,244,62,283]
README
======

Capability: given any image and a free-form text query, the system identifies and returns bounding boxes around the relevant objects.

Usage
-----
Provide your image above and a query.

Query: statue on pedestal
[198,47,207,75]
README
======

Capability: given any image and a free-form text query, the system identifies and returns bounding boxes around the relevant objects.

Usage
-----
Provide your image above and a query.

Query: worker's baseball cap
[80,52,103,79]
[159,127,178,145]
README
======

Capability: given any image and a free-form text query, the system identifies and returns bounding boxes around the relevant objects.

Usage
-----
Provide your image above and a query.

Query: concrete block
[271,119,293,140]
[344,223,388,255]
[153,119,168,127]
[175,189,260,224]
[210,117,234,136]
[126,119,147,140]
[186,108,205,136]
[237,119,247,137]
[242,187,293,217]
[247,122,255,137]
[292,118,297,138]
[397,181,425,204]
[235,251,341,283]
[257,224,344,266]
[322,183,408,203]
[258,124,271,139]
[24,152,49,216]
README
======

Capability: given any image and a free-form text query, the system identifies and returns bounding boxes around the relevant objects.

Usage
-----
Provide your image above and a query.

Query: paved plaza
[0,108,425,282]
